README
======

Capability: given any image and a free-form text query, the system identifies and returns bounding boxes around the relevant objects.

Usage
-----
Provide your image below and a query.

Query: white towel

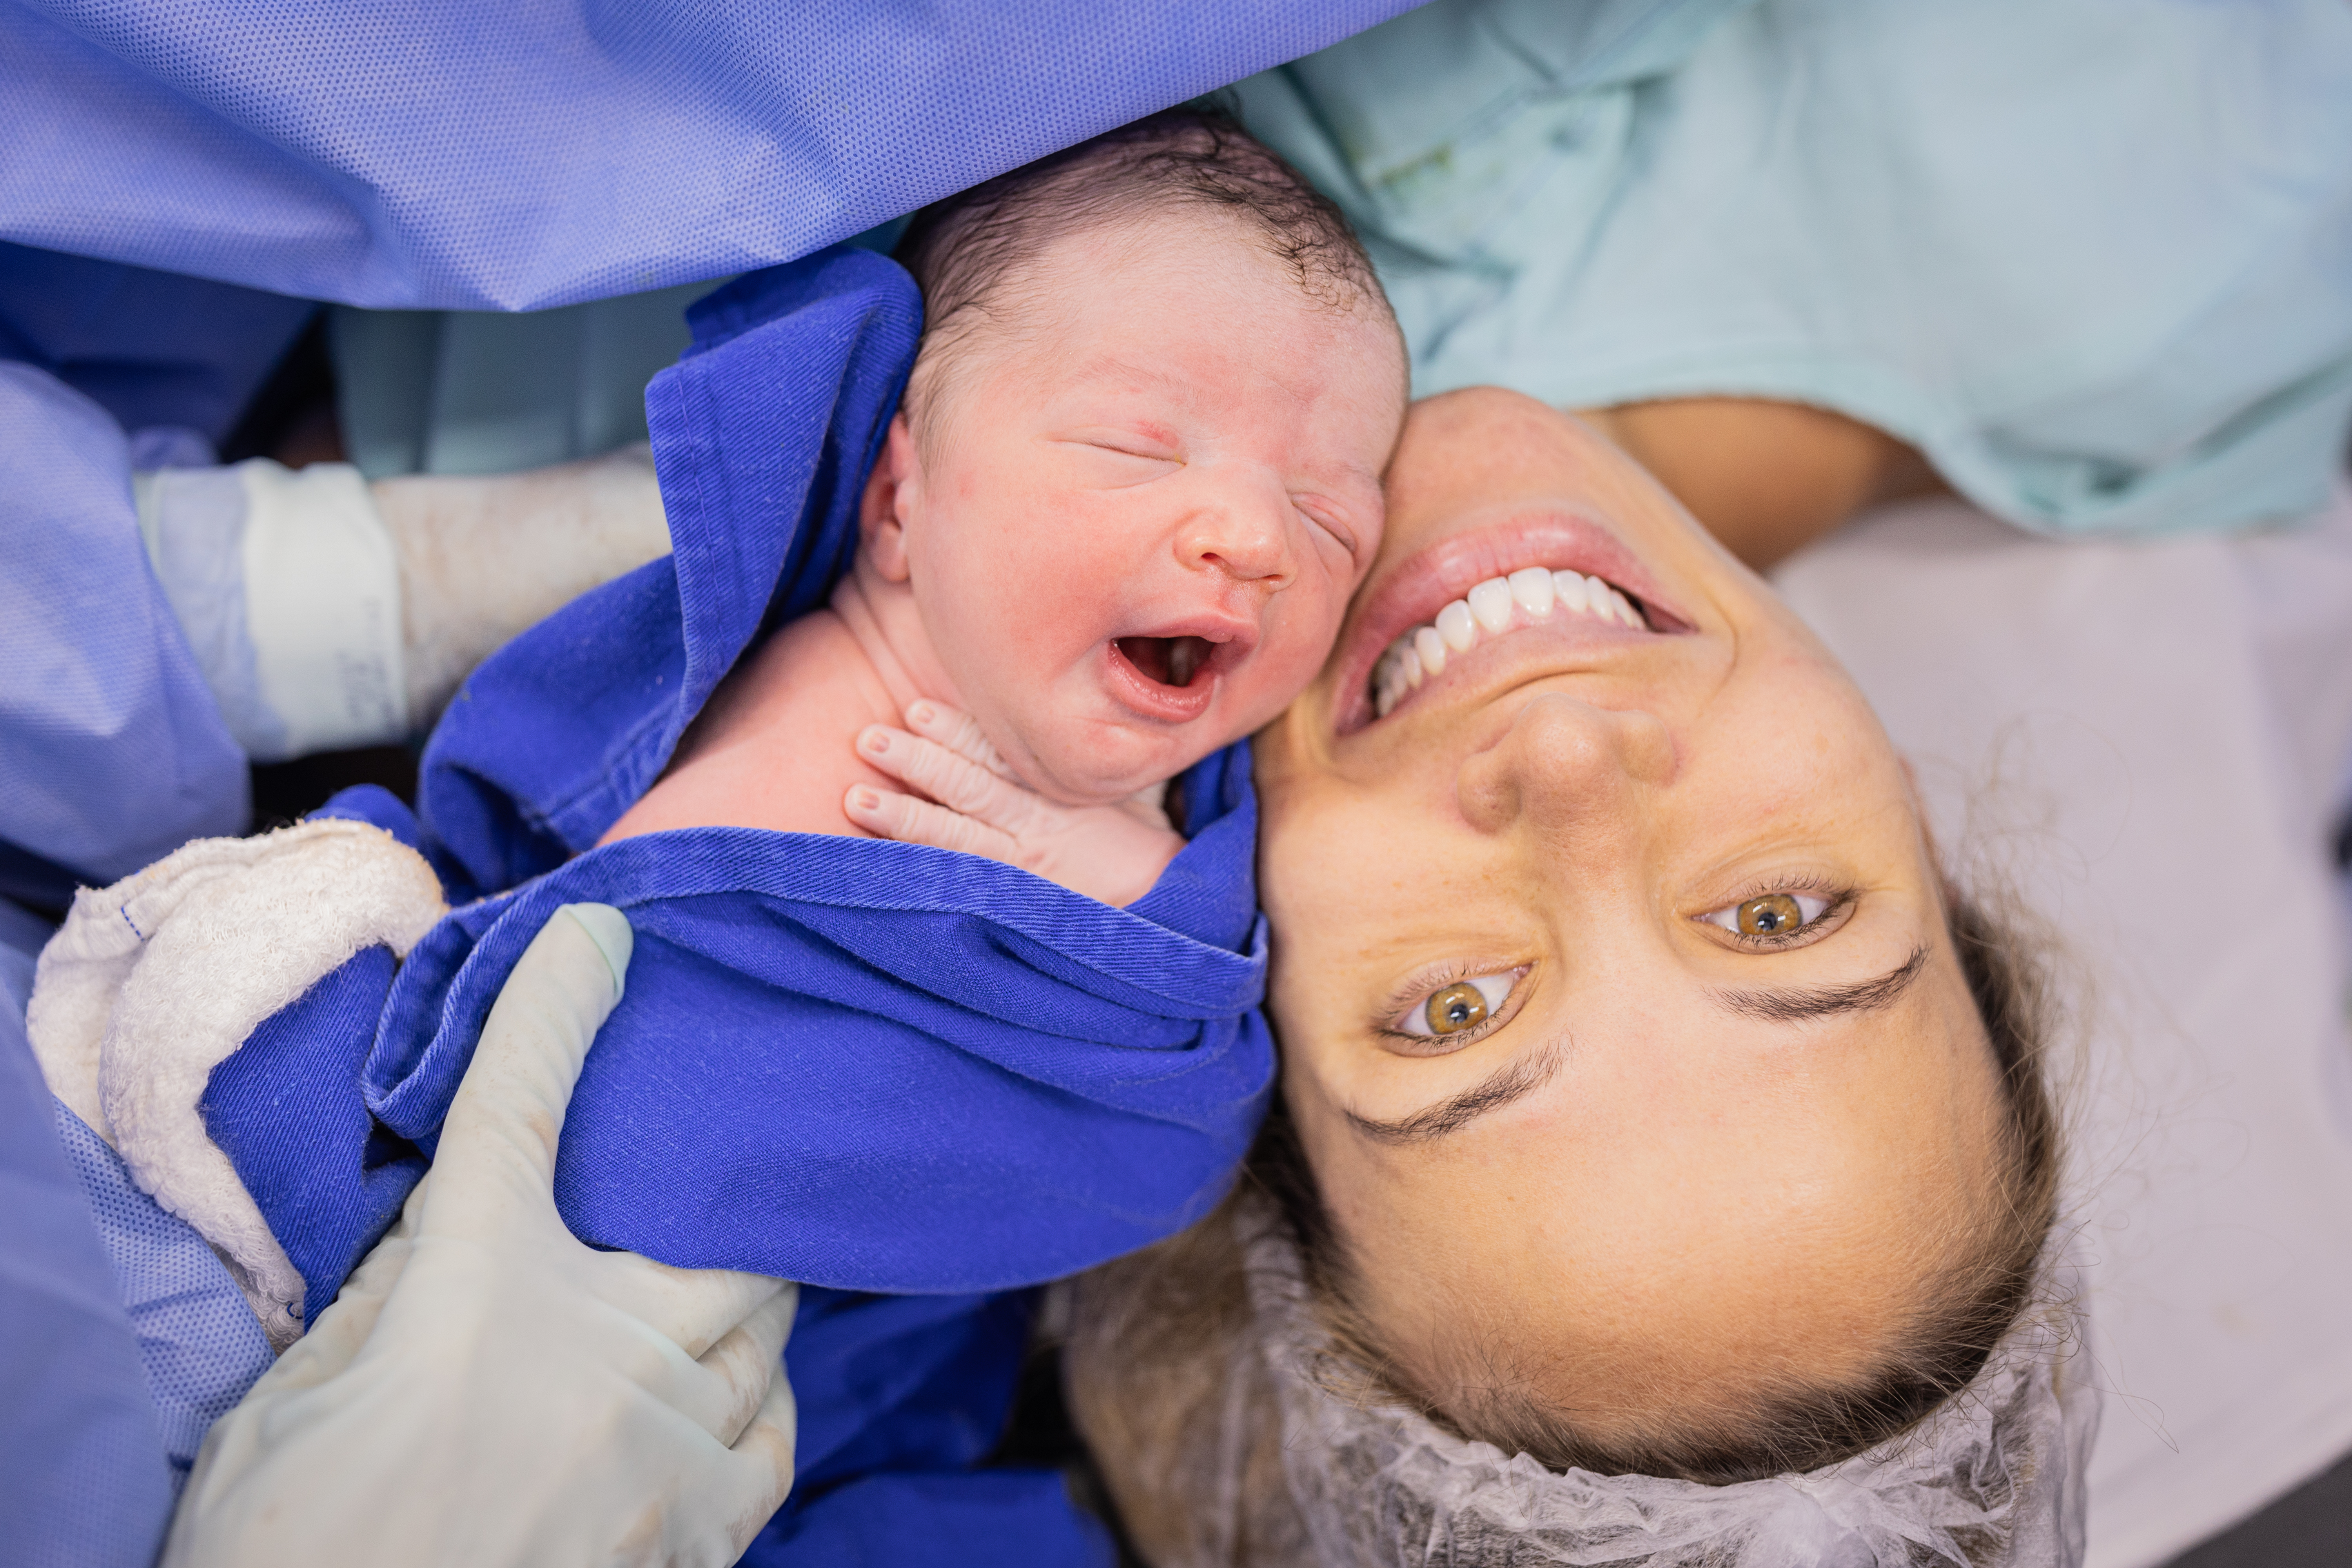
[27,819,446,1350]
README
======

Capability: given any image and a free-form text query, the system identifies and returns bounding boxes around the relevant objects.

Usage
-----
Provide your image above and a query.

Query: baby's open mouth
[1105,633,1227,723]
[1368,568,1654,719]
[1115,634,1214,690]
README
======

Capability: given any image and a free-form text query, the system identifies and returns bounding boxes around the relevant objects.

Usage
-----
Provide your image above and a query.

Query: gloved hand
[163,903,797,1568]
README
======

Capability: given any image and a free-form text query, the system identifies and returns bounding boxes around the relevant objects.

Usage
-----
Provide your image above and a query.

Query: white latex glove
[163,903,797,1568]
[842,700,1185,909]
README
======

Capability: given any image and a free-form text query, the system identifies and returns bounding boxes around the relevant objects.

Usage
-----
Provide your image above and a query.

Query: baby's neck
[597,563,960,844]
[827,566,958,722]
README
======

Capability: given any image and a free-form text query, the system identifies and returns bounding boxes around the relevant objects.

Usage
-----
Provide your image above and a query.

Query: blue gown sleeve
[0,0,1421,312]
[0,363,248,894]
[0,927,176,1568]
[0,241,318,448]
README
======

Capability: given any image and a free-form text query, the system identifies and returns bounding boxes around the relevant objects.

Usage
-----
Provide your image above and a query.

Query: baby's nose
[1179,499,1296,589]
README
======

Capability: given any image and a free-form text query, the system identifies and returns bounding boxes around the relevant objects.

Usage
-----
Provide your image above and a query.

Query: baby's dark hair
[892,105,1392,429]
[1063,891,2065,1563]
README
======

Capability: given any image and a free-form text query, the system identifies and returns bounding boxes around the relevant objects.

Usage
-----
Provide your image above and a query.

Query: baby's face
[866,211,1406,804]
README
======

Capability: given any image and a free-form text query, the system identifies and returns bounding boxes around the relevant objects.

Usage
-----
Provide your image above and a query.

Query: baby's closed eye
[1052,427,1185,487]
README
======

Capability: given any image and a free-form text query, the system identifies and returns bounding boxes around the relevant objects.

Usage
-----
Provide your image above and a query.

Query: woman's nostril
[1461,694,1672,827]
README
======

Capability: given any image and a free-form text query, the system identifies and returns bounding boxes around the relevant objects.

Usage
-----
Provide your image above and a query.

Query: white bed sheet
[1775,485,2352,1568]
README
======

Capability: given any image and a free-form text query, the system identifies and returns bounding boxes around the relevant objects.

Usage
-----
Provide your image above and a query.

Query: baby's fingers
[856,725,1033,829]
[846,784,1020,864]
[903,701,1016,780]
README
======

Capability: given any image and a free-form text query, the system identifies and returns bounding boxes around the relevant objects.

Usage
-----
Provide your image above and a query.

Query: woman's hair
[1063,890,2064,1565]
[891,104,1389,429]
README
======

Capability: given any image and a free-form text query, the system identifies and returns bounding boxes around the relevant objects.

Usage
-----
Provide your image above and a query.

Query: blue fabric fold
[0,362,249,884]
[749,1287,1114,1567]
[368,767,1265,1294]
[420,249,918,896]
[201,942,422,1318]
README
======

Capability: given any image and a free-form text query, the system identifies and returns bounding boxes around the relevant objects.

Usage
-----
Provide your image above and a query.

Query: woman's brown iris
[1424,982,1490,1034]
[1737,893,1805,936]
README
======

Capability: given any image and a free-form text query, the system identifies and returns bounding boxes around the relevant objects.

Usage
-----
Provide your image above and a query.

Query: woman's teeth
[1371,568,1644,718]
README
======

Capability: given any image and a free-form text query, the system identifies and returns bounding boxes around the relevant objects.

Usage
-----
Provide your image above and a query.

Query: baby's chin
[1014,723,1229,808]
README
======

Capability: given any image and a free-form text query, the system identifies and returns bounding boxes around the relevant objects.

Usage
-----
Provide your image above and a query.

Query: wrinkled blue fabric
[0,922,175,1568]
[755,1468,1115,1568]
[365,758,1264,1293]
[0,0,1418,311]
[0,361,248,891]
[201,942,422,1318]
[181,246,1268,1561]
[747,1289,1109,1566]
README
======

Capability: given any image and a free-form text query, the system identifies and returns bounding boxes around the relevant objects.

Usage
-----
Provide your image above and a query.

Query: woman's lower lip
[1104,640,1217,721]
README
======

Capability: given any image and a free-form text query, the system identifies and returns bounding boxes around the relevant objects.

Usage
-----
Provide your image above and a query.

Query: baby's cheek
[1240,581,1349,723]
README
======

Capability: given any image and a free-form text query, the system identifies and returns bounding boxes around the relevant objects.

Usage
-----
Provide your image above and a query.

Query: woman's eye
[1396,971,1517,1038]
[1700,891,1833,940]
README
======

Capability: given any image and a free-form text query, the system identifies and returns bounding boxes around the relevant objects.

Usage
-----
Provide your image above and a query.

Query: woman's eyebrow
[1345,1040,1564,1146]
[1710,945,1930,1024]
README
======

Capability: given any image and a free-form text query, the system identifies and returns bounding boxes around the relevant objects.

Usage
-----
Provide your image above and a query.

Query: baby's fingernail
[862,730,890,755]
[907,701,935,726]
[849,788,880,811]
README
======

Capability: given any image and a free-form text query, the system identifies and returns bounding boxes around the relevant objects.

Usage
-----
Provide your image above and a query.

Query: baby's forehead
[945,207,1347,341]
[918,247,1395,438]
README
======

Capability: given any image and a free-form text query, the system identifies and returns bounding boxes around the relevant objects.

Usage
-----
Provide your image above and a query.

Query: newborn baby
[604,110,1408,906]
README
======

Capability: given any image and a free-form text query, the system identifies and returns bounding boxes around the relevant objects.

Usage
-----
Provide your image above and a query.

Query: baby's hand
[846,702,1184,909]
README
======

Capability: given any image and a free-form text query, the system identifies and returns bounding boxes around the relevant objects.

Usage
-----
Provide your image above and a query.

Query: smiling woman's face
[1257,388,2008,1441]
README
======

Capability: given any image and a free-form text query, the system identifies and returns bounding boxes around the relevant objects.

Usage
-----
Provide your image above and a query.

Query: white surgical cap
[1234,1199,2097,1568]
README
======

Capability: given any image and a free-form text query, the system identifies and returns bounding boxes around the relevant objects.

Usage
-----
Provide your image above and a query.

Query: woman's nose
[1178,496,1296,588]
[1455,693,1675,836]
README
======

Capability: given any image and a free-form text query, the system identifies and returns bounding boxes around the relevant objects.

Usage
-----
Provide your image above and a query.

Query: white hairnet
[1238,1203,2096,1568]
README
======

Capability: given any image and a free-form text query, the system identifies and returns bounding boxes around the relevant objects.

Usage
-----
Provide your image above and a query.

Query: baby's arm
[845,702,1183,909]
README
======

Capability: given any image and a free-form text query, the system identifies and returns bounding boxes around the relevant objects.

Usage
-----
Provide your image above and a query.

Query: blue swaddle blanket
[189,245,1272,1563]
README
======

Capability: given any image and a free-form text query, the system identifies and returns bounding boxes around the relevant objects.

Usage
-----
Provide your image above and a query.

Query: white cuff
[236,460,409,760]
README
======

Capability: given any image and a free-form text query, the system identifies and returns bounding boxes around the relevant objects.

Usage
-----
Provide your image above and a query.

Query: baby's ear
[859,415,919,583]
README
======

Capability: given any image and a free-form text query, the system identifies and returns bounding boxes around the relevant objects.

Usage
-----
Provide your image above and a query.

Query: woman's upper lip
[1329,509,1692,734]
